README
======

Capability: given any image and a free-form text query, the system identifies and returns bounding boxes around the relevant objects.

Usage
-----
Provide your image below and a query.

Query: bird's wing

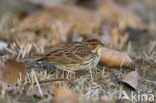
[36,42,92,65]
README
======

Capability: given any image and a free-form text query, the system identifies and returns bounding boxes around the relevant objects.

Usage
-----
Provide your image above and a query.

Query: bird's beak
[100,42,105,46]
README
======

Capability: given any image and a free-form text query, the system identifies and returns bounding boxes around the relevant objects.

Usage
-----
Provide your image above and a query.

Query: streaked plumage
[36,39,104,71]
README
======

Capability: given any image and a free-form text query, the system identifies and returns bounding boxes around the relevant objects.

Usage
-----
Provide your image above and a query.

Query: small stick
[39,78,73,85]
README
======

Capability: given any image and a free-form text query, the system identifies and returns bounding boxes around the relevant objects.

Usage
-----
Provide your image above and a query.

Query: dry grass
[0,0,156,103]
[0,36,156,103]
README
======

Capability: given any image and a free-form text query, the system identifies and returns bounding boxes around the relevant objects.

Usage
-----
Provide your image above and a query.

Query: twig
[39,78,73,85]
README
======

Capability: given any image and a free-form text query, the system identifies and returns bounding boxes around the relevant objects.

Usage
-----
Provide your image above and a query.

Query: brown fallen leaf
[121,70,140,90]
[52,86,77,103]
[0,59,26,85]
[100,47,134,68]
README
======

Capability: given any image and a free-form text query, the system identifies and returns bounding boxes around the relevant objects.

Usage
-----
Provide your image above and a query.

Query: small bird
[36,39,104,72]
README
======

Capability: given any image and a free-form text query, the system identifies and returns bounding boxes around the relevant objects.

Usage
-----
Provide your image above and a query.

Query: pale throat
[91,47,102,56]
[97,47,102,56]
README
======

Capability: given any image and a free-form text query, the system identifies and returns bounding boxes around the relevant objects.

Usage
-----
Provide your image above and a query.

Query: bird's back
[36,42,97,71]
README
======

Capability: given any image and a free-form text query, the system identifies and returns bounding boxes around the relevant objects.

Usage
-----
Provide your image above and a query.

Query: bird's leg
[67,70,76,74]
[89,67,94,80]
[66,70,76,79]
[61,66,76,75]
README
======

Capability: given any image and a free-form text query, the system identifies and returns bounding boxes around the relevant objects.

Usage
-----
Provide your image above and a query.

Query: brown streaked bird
[36,39,104,72]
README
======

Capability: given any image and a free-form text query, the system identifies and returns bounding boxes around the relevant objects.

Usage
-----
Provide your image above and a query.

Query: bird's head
[84,39,104,54]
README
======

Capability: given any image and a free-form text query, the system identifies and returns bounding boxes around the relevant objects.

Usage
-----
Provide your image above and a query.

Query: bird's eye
[92,43,96,46]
